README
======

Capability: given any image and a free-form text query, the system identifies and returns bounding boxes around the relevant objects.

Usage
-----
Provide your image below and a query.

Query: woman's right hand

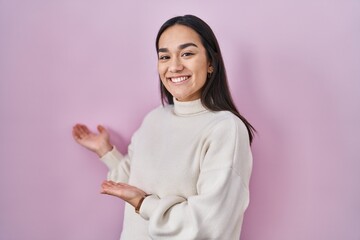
[72,124,113,157]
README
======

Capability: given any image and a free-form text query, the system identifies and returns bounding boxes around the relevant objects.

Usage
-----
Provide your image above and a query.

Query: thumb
[97,125,106,133]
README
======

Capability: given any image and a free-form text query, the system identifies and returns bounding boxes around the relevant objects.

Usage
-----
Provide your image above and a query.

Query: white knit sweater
[101,98,253,240]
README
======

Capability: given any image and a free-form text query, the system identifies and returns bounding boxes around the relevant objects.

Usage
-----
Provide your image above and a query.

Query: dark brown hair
[156,15,256,143]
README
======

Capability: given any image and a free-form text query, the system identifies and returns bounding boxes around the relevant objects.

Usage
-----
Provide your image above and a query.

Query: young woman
[73,15,255,240]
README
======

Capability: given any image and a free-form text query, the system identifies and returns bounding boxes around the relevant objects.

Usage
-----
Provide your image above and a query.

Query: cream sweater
[101,98,253,240]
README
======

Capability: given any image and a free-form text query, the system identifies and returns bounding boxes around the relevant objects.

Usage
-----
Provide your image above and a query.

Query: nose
[168,57,184,73]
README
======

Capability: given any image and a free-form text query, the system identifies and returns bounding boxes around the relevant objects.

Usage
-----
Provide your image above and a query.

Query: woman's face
[157,24,212,102]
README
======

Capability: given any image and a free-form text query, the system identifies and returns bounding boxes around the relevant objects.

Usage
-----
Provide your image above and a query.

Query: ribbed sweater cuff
[139,195,160,220]
[139,195,187,220]
[100,146,123,170]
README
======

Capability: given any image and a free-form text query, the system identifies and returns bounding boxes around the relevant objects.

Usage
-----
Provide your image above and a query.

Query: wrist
[135,194,151,214]
[96,143,113,157]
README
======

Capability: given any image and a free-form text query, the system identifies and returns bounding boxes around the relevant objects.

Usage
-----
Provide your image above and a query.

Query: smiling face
[157,24,212,102]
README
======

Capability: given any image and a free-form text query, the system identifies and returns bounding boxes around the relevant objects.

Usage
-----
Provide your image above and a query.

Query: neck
[173,98,208,116]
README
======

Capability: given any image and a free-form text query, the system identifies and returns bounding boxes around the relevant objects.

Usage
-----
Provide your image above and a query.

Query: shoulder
[131,105,171,138]
[209,111,248,134]
[142,104,173,121]
[200,111,252,176]
[202,111,250,147]
[135,105,174,132]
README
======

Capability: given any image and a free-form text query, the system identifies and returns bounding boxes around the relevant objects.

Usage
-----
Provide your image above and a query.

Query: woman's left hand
[101,181,147,207]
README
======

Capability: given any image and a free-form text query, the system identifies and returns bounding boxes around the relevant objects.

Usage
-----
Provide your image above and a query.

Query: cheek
[195,56,209,74]
[158,66,167,85]
[195,62,209,82]
[157,64,166,78]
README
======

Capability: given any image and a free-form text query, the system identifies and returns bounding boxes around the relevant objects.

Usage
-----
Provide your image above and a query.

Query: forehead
[158,24,203,48]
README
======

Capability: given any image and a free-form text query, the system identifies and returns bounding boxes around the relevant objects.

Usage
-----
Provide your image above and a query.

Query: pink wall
[1,1,359,239]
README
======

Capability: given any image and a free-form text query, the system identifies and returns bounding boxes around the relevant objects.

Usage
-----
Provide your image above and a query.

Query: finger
[102,181,119,189]
[100,187,112,194]
[101,181,128,189]
[74,123,86,132]
[75,125,85,135]
[115,182,128,187]
[112,182,128,187]
[101,184,123,196]
[107,180,118,185]
[79,125,90,135]
[72,127,82,140]
[101,189,119,197]
[72,127,79,137]
[72,124,81,134]
[101,181,112,188]
[97,125,105,133]
[72,132,81,140]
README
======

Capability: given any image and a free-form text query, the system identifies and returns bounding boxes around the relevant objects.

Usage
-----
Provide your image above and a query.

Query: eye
[159,55,170,60]
[181,52,194,58]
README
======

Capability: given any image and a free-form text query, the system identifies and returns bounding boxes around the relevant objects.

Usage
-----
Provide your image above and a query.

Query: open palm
[72,124,112,157]
[101,181,147,207]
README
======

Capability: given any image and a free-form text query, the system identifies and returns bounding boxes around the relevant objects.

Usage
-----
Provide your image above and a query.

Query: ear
[208,65,214,73]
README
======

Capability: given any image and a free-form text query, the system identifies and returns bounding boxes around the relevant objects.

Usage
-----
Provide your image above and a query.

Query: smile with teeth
[169,76,190,83]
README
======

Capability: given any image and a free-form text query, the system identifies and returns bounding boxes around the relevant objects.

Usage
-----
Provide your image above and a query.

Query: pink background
[1,0,359,239]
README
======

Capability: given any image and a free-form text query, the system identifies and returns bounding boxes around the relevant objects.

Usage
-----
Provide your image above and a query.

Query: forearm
[100,146,131,183]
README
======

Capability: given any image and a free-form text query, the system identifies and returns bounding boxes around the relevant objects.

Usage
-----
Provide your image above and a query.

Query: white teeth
[170,76,189,83]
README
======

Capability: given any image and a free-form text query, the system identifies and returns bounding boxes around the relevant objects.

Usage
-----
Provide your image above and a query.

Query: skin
[72,124,146,207]
[72,24,212,209]
[158,24,213,101]
[72,124,112,157]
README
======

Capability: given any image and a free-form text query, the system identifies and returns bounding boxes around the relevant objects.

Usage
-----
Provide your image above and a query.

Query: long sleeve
[138,117,253,240]
[100,146,131,183]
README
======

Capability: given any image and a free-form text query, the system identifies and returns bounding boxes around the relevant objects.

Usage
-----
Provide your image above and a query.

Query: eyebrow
[158,42,198,53]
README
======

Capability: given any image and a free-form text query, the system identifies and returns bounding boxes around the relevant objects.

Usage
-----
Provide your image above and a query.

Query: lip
[167,75,191,85]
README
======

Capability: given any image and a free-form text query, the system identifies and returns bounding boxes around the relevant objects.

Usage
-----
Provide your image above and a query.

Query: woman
[73,15,255,240]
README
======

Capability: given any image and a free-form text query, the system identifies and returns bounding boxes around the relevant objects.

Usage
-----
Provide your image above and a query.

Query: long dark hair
[156,15,256,144]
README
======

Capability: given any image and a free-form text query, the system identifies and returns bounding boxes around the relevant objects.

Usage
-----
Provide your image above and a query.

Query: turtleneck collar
[173,97,208,116]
